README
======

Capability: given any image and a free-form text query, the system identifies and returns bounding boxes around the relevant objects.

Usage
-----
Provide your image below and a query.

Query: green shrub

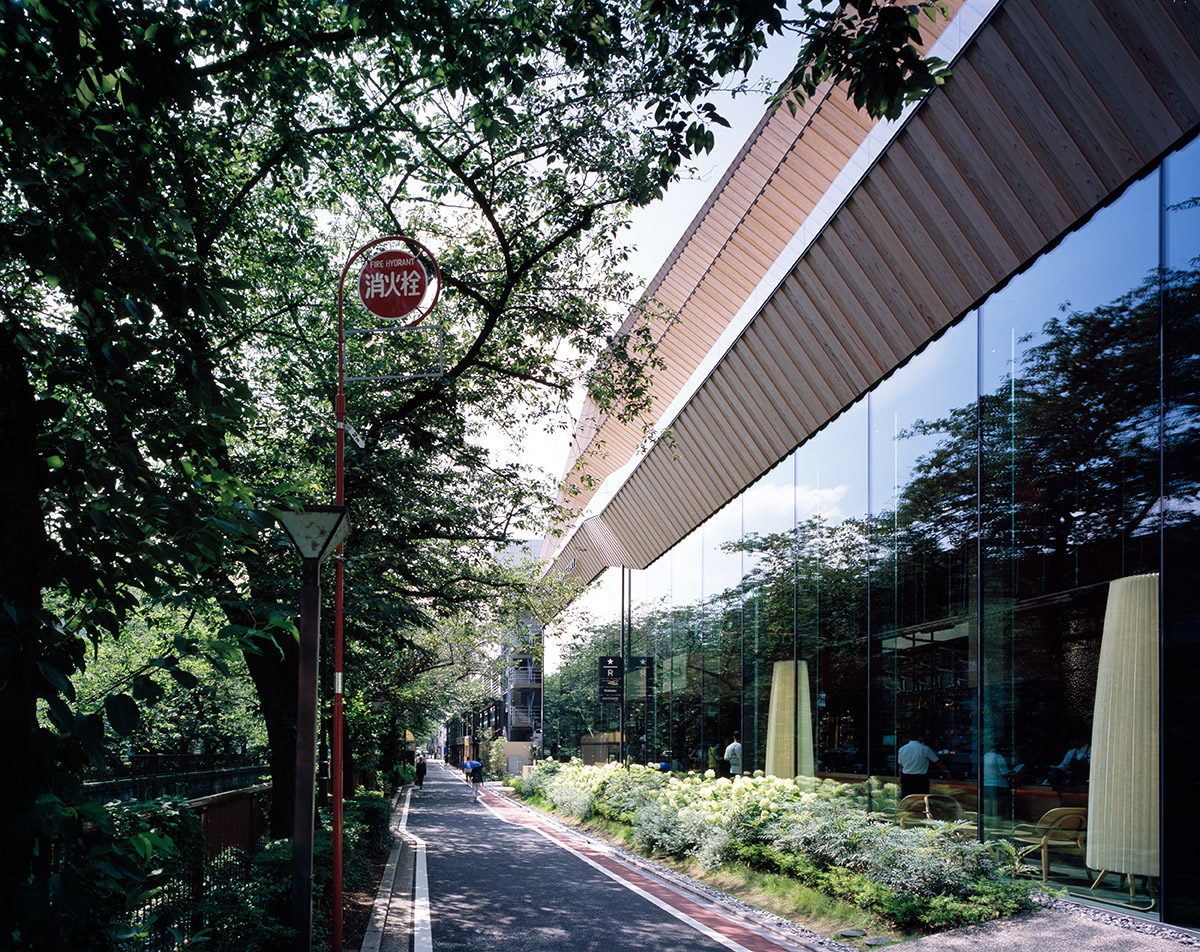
[345,791,393,853]
[526,761,1037,933]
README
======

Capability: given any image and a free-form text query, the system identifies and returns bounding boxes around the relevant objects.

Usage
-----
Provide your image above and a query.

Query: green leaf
[169,668,199,689]
[37,660,76,700]
[104,692,140,736]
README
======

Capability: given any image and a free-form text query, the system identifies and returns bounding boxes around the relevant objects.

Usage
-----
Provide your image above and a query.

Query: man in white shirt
[723,733,743,776]
[897,732,951,798]
[983,743,1013,816]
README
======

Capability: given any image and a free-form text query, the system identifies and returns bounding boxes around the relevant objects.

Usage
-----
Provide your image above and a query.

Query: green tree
[0,0,953,941]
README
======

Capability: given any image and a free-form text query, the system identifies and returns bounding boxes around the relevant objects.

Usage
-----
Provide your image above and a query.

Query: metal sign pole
[331,236,440,952]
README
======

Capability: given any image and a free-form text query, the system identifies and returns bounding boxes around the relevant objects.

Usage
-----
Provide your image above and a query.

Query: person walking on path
[464,758,484,801]
[722,733,743,776]
[897,731,951,798]
[415,752,427,789]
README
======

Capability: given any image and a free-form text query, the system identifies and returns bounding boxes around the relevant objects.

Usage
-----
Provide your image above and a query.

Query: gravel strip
[1035,894,1200,946]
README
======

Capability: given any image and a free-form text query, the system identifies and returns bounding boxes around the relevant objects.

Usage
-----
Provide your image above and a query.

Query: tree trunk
[0,327,56,938]
[243,631,300,839]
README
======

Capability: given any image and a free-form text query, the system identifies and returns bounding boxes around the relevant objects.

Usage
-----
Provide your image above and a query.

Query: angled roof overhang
[548,0,1200,588]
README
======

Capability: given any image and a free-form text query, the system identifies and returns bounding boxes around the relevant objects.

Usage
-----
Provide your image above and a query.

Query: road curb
[359,789,409,952]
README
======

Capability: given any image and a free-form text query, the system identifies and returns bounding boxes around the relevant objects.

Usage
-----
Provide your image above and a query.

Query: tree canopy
[0,0,953,943]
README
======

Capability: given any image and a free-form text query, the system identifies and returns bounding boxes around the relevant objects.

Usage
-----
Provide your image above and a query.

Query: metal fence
[130,784,273,949]
[82,761,269,803]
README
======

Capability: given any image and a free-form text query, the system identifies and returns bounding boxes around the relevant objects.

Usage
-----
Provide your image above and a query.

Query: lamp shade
[766,659,815,779]
[274,506,351,562]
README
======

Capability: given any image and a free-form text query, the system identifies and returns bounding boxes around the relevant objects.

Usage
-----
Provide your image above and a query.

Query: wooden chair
[897,793,965,828]
[1012,807,1088,882]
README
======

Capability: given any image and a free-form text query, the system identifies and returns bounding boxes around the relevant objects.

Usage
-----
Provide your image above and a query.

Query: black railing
[82,763,269,803]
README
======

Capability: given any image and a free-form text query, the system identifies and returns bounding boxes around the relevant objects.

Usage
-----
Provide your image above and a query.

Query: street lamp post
[276,506,351,952]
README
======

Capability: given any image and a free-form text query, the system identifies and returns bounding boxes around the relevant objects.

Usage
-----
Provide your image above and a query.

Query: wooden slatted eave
[744,313,829,431]
[817,218,934,361]
[835,199,955,350]
[544,7,970,559]
[792,244,890,389]
[612,461,676,558]
[1005,4,1140,190]
[895,119,1022,286]
[944,60,1074,244]
[719,346,794,457]
[961,30,1106,216]
[737,333,813,444]
[918,91,1048,258]
[673,392,743,502]
[859,161,991,307]
[774,278,862,413]
[705,365,778,477]
[692,271,752,314]
[547,0,1200,588]
[603,460,679,563]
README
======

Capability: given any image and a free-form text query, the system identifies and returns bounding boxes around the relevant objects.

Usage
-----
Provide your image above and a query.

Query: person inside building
[723,732,743,776]
[982,742,1014,817]
[897,731,951,798]
[1049,735,1091,789]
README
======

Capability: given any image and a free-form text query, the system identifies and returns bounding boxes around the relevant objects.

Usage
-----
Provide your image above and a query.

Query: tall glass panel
[742,454,799,778]
[637,554,675,769]
[869,319,978,818]
[703,501,744,775]
[627,567,651,765]
[671,526,707,770]
[802,402,871,789]
[1163,136,1200,927]
[552,567,625,763]
[980,172,1160,908]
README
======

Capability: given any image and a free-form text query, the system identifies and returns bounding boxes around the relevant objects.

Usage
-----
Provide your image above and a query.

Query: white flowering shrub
[543,760,604,818]
[513,758,562,799]
[594,763,670,822]
[760,798,995,898]
[518,762,1029,923]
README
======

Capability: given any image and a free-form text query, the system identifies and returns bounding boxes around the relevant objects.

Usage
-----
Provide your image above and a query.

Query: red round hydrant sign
[357,250,428,321]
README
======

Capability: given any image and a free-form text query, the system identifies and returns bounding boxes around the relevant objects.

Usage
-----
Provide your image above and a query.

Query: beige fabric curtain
[765,659,814,778]
[1085,573,1160,878]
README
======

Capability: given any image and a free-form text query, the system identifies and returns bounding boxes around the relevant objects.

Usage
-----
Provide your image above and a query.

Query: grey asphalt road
[387,761,806,952]
[368,763,1197,952]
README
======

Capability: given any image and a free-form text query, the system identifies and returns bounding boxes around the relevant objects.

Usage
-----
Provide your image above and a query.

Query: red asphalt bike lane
[476,789,818,952]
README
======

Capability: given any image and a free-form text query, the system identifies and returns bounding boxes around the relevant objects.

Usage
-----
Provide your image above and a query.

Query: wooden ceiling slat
[794,244,887,387]
[774,279,859,409]
[821,213,937,355]
[915,89,1045,260]
[738,330,815,438]
[671,396,738,501]
[997,2,1136,191]
[943,59,1074,243]
[690,382,761,493]
[708,366,776,471]
[849,178,971,323]
[745,312,830,427]
[888,120,1020,283]
[962,25,1107,217]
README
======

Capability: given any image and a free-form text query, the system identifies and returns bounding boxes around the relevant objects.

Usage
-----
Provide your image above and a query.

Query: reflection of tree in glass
[894,263,1200,598]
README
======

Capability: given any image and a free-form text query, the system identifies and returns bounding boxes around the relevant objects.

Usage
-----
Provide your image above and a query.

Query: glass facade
[586,136,1200,924]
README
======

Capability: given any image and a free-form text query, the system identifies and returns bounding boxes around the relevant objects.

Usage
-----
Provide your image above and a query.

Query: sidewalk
[361,767,1199,952]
